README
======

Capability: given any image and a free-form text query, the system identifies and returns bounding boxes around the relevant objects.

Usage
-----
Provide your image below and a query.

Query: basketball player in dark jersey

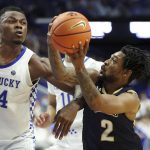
[48,34,150,149]
[68,45,150,150]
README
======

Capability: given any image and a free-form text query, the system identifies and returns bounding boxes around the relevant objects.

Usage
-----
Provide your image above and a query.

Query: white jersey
[47,56,103,150]
[0,46,38,143]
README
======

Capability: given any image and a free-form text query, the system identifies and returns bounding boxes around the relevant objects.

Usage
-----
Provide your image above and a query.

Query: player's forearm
[48,45,66,80]
[48,45,78,87]
[70,96,86,111]
[75,66,101,110]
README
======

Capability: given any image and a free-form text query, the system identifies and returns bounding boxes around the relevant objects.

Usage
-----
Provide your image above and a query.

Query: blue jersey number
[61,93,73,106]
[0,90,8,108]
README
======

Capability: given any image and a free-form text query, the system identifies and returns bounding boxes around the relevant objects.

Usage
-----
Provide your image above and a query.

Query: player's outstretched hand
[67,39,89,71]
[53,102,78,140]
[34,112,51,128]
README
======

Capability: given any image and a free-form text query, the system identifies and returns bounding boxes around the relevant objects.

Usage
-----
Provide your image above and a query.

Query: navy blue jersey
[83,83,142,150]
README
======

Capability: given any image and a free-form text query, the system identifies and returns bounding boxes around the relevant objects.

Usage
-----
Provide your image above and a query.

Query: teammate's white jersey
[47,56,103,150]
[0,46,38,142]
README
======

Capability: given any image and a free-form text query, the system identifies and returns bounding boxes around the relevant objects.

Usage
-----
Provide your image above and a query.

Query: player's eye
[7,19,15,24]
[21,21,27,25]
[111,57,117,63]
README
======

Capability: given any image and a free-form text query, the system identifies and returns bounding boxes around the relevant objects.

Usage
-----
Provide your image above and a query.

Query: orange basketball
[50,11,91,54]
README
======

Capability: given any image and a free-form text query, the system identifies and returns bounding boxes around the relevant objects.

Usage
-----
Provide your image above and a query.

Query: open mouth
[100,65,105,75]
[101,65,105,71]
[15,31,23,36]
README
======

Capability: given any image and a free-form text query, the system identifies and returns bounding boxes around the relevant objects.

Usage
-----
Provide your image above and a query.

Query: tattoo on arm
[76,67,100,107]
[70,96,86,110]
[48,46,66,79]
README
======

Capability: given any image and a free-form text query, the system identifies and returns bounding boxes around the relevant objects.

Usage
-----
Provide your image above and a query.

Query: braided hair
[121,45,150,82]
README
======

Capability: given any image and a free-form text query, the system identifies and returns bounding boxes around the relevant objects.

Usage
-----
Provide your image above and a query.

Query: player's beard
[13,40,23,45]
[100,73,116,83]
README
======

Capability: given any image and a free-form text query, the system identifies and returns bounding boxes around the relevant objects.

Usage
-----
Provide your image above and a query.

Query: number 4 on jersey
[0,90,8,108]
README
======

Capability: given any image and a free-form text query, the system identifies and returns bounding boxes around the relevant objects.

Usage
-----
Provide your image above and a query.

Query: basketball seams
[53,30,91,36]
[52,37,78,54]
[50,11,91,54]
[52,17,88,33]
[52,37,75,50]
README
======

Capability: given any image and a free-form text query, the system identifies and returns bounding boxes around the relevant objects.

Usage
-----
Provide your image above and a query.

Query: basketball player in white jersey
[0,6,80,150]
[35,55,103,150]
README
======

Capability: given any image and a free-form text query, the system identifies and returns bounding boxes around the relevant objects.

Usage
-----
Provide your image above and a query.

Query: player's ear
[123,69,132,80]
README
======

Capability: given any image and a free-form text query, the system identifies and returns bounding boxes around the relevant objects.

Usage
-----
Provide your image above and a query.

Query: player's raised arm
[47,12,92,87]
[47,22,78,86]
[69,43,150,116]
[29,54,76,95]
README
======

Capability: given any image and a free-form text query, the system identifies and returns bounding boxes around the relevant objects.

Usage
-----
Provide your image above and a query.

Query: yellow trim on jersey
[101,87,123,95]
[113,88,123,95]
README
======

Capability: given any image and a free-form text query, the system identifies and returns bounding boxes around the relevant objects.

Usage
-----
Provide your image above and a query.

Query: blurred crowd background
[1,0,150,150]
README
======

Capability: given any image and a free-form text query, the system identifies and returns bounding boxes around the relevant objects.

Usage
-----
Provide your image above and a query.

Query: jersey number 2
[101,119,114,142]
[0,90,8,108]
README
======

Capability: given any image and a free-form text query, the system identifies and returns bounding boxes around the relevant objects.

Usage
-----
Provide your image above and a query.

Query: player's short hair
[0,6,25,21]
[121,45,150,82]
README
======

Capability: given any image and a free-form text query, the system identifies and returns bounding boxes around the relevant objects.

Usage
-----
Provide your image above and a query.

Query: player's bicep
[29,55,52,81]
[115,92,139,113]
[94,92,139,114]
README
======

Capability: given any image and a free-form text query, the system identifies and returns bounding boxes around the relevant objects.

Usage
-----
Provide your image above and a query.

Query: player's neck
[103,81,124,94]
[0,45,22,65]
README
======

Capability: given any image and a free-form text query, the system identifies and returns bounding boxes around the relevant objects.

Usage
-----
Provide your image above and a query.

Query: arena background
[1,1,150,150]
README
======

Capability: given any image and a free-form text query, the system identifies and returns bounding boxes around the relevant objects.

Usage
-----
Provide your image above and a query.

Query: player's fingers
[48,23,53,32]
[84,39,89,54]
[51,16,57,22]
[67,45,77,59]
[54,119,65,139]
[79,41,83,48]
[71,43,81,58]
[59,122,72,139]
[53,116,62,135]
[35,117,43,126]
[58,121,69,139]
[77,41,85,57]
[40,115,46,122]
[64,122,72,136]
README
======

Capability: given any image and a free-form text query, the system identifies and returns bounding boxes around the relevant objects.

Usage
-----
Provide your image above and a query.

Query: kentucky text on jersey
[0,77,20,88]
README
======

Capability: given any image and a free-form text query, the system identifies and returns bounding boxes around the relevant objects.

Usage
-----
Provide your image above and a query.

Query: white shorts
[45,145,81,150]
[45,144,83,150]
[0,137,35,150]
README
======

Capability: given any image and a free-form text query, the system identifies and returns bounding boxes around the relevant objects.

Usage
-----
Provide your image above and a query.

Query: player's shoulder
[121,89,140,109]
[29,53,41,66]
[30,54,49,66]
[126,89,137,95]
[126,89,140,104]
[121,88,139,99]
[29,54,52,80]
[22,46,35,56]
